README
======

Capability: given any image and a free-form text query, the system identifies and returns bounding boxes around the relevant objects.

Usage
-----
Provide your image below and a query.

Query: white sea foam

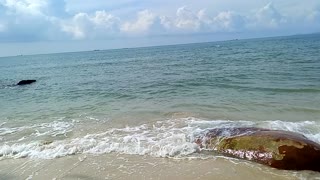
[0,118,319,160]
[0,120,74,142]
[0,122,6,127]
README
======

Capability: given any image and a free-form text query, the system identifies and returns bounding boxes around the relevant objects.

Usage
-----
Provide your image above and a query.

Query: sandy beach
[2,153,317,180]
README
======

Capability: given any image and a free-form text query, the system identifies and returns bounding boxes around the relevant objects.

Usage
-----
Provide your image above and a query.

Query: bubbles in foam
[32,121,74,137]
[187,118,320,143]
[259,120,320,143]
[0,120,74,143]
[0,117,319,160]
[0,119,200,159]
[0,122,6,127]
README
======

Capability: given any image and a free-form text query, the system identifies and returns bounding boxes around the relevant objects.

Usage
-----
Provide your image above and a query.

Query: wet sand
[1,153,318,180]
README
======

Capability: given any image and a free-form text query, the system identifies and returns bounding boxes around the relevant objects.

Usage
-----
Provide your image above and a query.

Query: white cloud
[1,0,48,16]
[61,11,120,39]
[64,0,140,14]
[308,10,320,23]
[120,10,156,34]
[197,9,211,25]
[61,13,88,39]
[249,3,285,29]
[160,7,245,33]
[160,7,201,32]
[213,11,245,32]
[0,0,67,17]
[175,7,200,30]
[0,22,6,32]
[0,1,320,42]
[0,0,65,41]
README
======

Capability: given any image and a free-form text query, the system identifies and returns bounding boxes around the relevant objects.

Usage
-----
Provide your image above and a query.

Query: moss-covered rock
[197,128,320,172]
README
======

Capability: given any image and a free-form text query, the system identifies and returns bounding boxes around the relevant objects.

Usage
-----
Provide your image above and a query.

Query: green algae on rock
[197,128,320,172]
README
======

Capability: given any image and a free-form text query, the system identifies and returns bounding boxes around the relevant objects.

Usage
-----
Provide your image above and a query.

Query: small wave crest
[0,120,74,143]
[0,118,319,160]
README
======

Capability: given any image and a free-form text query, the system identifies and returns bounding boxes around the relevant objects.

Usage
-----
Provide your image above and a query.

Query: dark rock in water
[17,80,36,85]
[196,127,320,172]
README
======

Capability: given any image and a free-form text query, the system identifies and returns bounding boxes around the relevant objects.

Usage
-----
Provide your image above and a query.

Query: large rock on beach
[17,80,36,85]
[196,127,320,172]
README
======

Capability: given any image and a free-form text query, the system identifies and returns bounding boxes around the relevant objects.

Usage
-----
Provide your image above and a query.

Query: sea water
[0,34,320,179]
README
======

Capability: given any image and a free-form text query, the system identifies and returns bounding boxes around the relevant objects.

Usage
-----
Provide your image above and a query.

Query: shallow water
[2,153,318,180]
[0,34,320,179]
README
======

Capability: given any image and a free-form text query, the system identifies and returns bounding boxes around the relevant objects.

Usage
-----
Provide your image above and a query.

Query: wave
[0,120,74,142]
[218,84,320,93]
[0,118,319,160]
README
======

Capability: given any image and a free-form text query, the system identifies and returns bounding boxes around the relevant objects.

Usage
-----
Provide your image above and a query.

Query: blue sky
[0,0,319,56]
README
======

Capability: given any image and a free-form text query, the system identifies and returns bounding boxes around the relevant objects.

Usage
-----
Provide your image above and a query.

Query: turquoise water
[0,34,320,160]
[1,34,320,122]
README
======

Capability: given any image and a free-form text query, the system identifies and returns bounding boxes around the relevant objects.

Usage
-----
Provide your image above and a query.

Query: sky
[0,0,319,56]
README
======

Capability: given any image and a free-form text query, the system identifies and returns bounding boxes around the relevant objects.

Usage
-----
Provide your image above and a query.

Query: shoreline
[0,153,312,180]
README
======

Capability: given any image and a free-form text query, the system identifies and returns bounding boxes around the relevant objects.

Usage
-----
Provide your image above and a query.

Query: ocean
[0,34,320,179]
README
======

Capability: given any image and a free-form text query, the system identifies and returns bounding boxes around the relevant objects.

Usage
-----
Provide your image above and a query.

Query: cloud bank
[0,0,319,42]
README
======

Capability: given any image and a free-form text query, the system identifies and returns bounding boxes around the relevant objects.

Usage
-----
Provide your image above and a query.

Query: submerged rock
[196,127,320,172]
[17,80,36,85]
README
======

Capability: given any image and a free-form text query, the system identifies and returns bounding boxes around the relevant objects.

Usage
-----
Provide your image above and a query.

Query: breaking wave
[0,118,319,160]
